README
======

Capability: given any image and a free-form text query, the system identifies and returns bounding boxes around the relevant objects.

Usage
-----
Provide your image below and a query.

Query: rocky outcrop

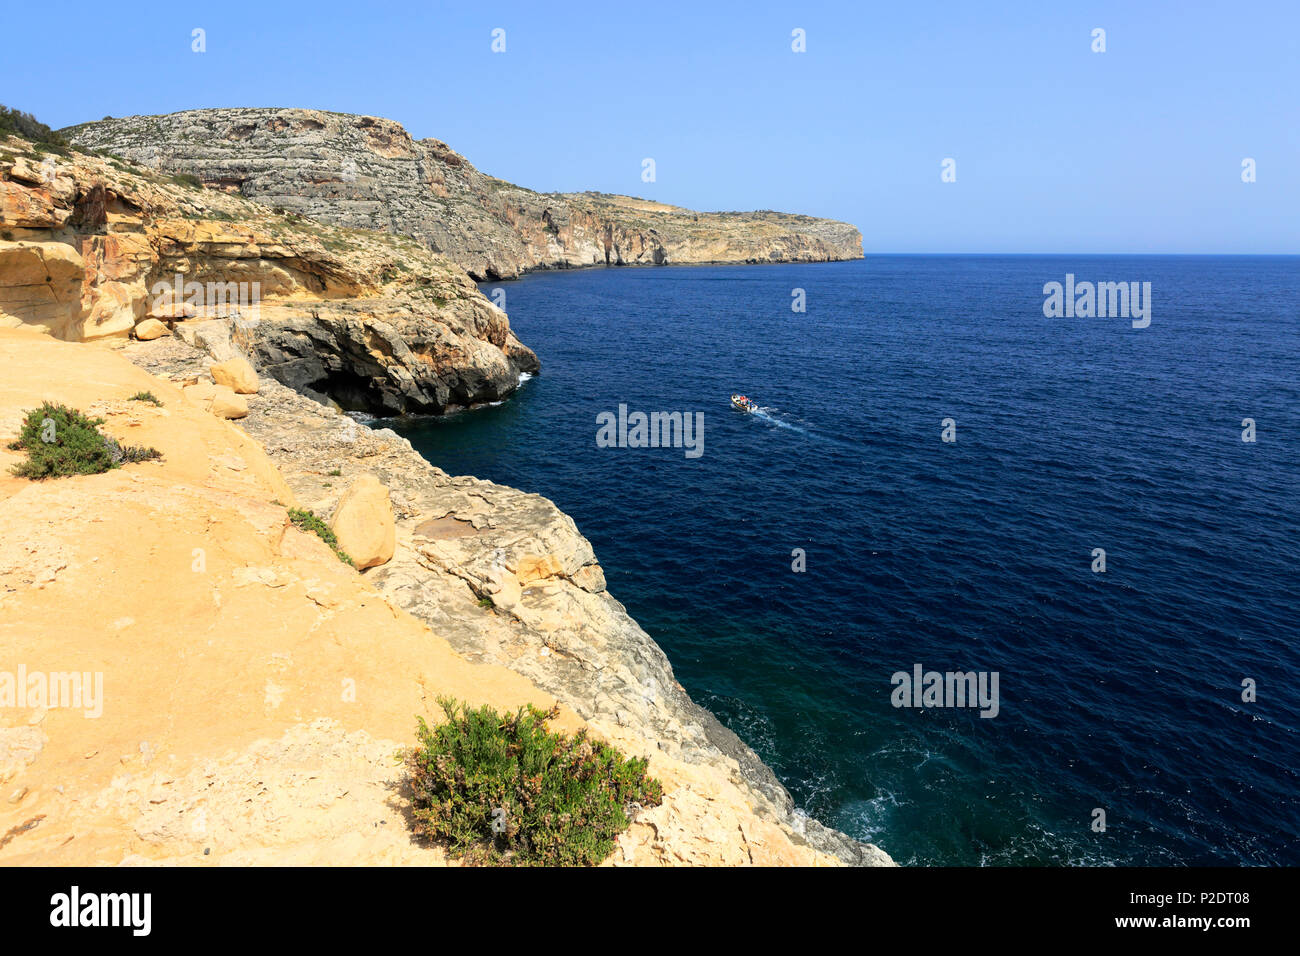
[0,327,865,867]
[118,330,894,867]
[64,109,865,280]
[0,118,893,866]
[0,135,538,414]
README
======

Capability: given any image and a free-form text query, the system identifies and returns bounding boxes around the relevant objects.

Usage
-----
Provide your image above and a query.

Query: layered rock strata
[66,108,866,280]
[0,137,536,414]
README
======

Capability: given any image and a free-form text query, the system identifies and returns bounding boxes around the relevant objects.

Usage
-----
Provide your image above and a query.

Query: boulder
[210,356,259,394]
[133,318,169,341]
[182,381,248,419]
[330,475,395,570]
[210,385,249,419]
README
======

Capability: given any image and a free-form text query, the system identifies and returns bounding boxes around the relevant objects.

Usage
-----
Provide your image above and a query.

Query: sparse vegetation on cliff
[0,105,69,153]
[8,402,162,479]
[406,697,663,866]
[288,506,353,565]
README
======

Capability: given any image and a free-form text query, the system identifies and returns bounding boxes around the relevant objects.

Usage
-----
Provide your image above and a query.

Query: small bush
[171,173,203,189]
[406,697,663,866]
[103,436,163,465]
[128,391,162,406]
[7,402,161,479]
[288,507,353,565]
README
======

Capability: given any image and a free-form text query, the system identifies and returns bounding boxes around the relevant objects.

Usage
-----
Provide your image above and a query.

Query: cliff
[0,327,878,865]
[63,108,865,280]
[0,124,892,866]
[0,136,537,414]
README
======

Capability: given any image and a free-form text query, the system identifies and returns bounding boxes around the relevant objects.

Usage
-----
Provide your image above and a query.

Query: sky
[4,1,1297,253]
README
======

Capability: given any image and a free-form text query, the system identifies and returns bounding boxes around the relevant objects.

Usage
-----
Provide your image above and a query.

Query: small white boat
[730,394,758,413]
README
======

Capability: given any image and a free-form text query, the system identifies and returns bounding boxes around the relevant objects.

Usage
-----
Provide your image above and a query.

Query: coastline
[0,326,888,865]
[64,108,866,282]
[0,120,891,865]
[122,329,895,866]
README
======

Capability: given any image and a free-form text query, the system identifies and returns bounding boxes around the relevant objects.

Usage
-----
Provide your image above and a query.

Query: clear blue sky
[4,1,1296,252]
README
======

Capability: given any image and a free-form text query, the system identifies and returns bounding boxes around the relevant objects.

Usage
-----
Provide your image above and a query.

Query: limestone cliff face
[0,122,893,866]
[64,109,865,280]
[0,136,537,414]
[115,329,893,867]
[0,328,867,866]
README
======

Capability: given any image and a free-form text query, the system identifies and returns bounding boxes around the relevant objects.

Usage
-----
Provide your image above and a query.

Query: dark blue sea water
[392,255,1300,866]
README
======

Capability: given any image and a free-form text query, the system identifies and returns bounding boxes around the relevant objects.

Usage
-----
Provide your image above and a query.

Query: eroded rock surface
[0,328,861,867]
[66,108,865,281]
[121,332,894,866]
[0,136,537,414]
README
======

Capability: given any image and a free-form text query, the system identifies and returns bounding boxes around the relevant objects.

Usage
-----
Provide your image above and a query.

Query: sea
[390,255,1300,865]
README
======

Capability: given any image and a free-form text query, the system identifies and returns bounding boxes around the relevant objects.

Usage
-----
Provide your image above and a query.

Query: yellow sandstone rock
[0,240,85,337]
[0,328,578,865]
[182,380,218,404]
[149,302,197,320]
[210,357,259,394]
[330,474,396,569]
[183,380,248,419]
[210,385,249,420]
[133,318,168,341]
[0,329,864,868]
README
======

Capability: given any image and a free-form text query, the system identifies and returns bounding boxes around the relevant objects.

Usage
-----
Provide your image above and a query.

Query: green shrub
[406,697,663,866]
[7,402,162,479]
[0,105,69,152]
[103,436,163,465]
[287,507,353,565]
[170,173,203,189]
[128,390,163,406]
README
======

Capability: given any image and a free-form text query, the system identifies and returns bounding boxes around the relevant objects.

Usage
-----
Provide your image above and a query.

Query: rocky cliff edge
[0,327,893,865]
[64,108,865,280]
[0,134,537,415]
